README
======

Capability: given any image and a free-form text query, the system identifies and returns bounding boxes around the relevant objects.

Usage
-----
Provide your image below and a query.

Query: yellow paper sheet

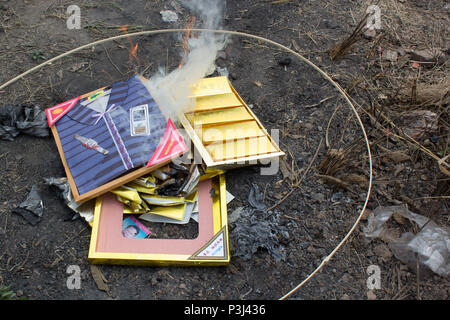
[116,195,130,206]
[206,136,278,161]
[125,182,157,194]
[190,76,232,97]
[132,175,156,188]
[123,207,146,214]
[199,169,224,181]
[196,120,265,144]
[141,194,186,206]
[110,186,142,204]
[140,199,150,212]
[147,203,187,221]
[128,202,143,213]
[184,191,198,203]
[187,106,253,127]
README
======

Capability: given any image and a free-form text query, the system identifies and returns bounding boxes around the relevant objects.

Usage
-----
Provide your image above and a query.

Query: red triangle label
[146,118,188,167]
[46,96,80,127]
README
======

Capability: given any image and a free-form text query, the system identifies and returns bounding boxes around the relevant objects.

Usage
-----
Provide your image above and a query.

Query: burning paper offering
[180,76,284,169]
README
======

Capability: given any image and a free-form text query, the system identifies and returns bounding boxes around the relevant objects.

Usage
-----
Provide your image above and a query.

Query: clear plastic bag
[363,205,449,276]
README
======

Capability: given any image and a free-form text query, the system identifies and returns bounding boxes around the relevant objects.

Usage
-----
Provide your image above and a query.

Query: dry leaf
[405,48,447,64]
[399,79,449,105]
[90,265,109,292]
[387,151,410,163]
[393,211,406,225]
[401,110,438,140]
[377,145,410,163]
[373,243,393,261]
[340,174,368,187]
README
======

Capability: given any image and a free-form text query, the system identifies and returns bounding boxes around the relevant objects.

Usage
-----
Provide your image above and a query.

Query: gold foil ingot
[187,106,253,127]
[206,136,278,161]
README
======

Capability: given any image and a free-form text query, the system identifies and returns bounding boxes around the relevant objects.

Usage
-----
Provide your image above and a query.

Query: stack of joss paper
[110,163,216,225]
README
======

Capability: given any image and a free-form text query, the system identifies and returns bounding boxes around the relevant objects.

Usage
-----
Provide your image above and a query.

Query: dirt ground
[0,0,448,301]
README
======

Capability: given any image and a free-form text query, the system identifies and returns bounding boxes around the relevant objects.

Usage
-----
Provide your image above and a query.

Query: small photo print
[122,216,151,239]
[130,104,150,136]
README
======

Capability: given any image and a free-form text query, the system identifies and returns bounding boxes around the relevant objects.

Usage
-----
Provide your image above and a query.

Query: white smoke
[144,0,228,122]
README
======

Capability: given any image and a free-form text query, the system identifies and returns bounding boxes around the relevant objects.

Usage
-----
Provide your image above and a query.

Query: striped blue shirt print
[55,75,167,196]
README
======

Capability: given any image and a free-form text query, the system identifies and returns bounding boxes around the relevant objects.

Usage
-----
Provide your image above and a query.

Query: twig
[315,173,359,195]
[267,138,323,212]
[303,95,335,109]
[325,103,341,148]
[140,62,153,77]
[305,32,318,46]
[413,196,450,200]
[55,227,87,250]
[392,284,410,300]
[328,12,370,60]
[102,44,124,75]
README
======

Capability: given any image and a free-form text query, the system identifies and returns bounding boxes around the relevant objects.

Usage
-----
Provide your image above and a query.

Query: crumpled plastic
[230,206,292,263]
[44,177,95,224]
[363,205,450,276]
[12,184,43,225]
[0,104,49,141]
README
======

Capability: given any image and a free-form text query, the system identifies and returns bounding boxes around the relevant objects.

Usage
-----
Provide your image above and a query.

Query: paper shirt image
[46,75,187,202]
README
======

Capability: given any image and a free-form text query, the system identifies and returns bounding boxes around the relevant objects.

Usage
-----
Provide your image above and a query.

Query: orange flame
[119,25,141,73]
[178,16,197,69]
[119,25,128,33]
[130,43,139,65]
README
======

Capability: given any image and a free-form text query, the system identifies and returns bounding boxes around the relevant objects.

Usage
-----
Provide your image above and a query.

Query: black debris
[0,104,49,141]
[248,183,266,211]
[278,57,292,67]
[12,184,43,225]
[11,207,41,226]
[231,207,292,263]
